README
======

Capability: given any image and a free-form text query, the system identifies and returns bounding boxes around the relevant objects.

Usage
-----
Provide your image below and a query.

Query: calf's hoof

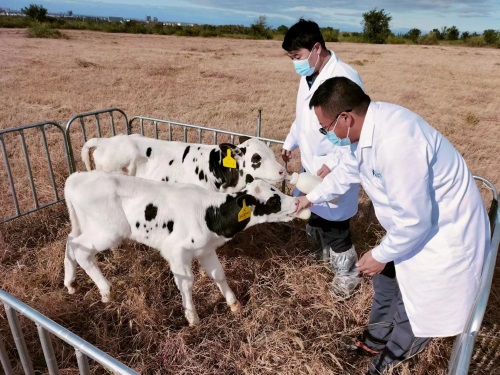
[100,288,113,303]
[229,301,241,313]
[65,281,77,294]
[185,310,200,326]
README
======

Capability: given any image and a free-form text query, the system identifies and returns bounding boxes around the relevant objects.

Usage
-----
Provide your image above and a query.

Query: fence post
[4,304,35,375]
[75,349,91,375]
[37,325,59,375]
[0,333,14,375]
[256,109,262,138]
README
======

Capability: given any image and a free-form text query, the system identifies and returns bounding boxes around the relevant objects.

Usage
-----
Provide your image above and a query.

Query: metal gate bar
[37,324,58,375]
[448,176,500,375]
[0,122,72,223]
[4,303,35,374]
[128,115,280,146]
[0,333,13,374]
[0,290,139,375]
[65,108,129,173]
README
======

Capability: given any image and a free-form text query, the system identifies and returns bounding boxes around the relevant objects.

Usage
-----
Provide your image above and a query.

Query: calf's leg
[168,252,199,326]
[198,251,240,312]
[64,236,78,294]
[70,233,115,302]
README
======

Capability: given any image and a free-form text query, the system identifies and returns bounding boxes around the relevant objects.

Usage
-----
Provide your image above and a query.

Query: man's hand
[282,149,292,163]
[316,164,331,178]
[356,250,386,277]
[295,196,312,213]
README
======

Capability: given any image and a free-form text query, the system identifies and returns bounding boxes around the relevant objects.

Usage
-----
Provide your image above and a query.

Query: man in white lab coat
[297,77,490,373]
[281,19,364,297]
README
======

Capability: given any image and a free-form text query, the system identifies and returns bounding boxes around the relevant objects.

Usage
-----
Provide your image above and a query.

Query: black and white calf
[81,134,285,192]
[64,171,303,325]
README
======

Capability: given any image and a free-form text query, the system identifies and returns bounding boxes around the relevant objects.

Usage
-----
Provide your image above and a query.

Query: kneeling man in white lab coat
[296,77,491,374]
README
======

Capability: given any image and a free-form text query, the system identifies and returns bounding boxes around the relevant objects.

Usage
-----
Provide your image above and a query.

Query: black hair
[309,77,371,117]
[282,18,326,51]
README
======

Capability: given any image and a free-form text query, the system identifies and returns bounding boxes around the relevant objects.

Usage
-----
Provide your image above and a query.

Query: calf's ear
[236,194,257,208]
[220,143,243,158]
[238,136,251,144]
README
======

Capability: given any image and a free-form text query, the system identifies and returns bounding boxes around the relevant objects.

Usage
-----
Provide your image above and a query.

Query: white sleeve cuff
[283,138,298,151]
[306,186,326,204]
[371,245,394,264]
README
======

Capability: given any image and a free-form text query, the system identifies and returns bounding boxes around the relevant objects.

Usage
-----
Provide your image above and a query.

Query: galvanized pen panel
[65,108,129,173]
[0,290,139,375]
[0,122,72,223]
[447,176,500,375]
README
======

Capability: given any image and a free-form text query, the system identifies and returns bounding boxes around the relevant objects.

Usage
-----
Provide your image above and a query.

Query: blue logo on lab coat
[372,169,382,179]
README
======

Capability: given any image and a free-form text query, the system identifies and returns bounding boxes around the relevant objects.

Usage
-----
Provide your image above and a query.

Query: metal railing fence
[0,121,72,223]
[128,114,279,147]
[0,290,139,375]
[1,109,282,222]
[65,108,129,173]
[447,176,500,375]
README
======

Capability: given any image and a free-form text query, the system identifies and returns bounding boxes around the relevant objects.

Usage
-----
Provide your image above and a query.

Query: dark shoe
[341,335,380,356]
[352,336,380,356]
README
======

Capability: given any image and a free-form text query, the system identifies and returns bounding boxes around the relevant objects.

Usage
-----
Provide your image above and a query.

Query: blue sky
[1,0,499,33]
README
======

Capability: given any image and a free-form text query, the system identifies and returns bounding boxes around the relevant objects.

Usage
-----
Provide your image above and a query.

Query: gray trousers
[364,262,431,374]
[306,213,352,259]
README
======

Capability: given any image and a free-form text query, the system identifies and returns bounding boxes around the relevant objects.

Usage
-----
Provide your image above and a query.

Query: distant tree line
[2,4,499,47]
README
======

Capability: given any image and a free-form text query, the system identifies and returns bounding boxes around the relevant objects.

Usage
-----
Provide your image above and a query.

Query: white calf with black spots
[64,170,299,326]
[81,134,285,192]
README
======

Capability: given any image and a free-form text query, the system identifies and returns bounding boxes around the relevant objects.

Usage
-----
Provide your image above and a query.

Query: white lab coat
[307,102,490,337]
[283,51,364,221]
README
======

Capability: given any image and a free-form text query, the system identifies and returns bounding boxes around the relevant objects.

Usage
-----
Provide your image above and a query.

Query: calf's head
[240,180,297,223]
[219,138,285,186]
[205,180,299,238]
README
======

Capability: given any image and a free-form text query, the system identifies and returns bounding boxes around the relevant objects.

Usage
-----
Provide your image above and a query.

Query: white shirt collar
[304,51,338,98]
[358,101,378,149]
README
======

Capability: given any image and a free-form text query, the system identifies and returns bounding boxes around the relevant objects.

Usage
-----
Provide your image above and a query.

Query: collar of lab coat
[358,101,378,149]
[303,51,338,101]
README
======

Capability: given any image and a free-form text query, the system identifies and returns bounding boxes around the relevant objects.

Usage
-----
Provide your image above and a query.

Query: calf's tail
[81,138,101,171]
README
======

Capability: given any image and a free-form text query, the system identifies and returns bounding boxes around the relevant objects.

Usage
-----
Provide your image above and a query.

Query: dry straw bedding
[0,29,499,374]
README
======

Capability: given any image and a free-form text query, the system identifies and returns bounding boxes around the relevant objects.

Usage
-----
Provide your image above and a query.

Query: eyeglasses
[319,109,352,135]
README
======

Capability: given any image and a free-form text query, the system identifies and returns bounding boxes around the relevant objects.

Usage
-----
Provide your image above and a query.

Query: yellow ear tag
[222,149,237,169]
[238,199,252,222]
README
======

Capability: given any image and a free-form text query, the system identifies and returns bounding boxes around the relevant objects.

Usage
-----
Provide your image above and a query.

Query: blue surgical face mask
[293,48,319,76]
[325,115,351,146]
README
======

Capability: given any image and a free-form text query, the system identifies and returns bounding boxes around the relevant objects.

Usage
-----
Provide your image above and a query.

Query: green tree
[483,29,498,44]
[276,25,288,34]
[405,28,421,42]
[21,4,48,22]
[250,15,272,39]
[461,31,470,41]
[321,26,339,42]
[446,26,460,40]
[430,28,444,40]
[440,26,448,39]
[362,8,392,44]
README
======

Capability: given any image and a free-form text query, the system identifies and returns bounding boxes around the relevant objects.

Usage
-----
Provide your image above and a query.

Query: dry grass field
[0,28,499,374]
